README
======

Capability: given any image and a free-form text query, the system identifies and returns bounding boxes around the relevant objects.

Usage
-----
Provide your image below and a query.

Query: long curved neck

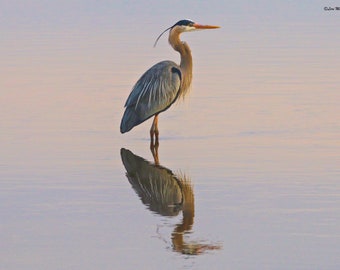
[169,28,193,99]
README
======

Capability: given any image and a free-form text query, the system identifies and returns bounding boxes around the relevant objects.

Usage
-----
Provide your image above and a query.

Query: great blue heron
[120,19,219,144]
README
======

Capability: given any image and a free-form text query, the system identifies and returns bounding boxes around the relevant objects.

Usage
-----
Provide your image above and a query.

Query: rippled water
[1,1,339,269]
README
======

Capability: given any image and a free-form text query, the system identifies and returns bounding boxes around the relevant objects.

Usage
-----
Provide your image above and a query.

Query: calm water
[1,1,339,269]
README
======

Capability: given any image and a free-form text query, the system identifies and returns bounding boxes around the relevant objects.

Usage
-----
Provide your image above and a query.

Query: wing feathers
[120,61,181,133]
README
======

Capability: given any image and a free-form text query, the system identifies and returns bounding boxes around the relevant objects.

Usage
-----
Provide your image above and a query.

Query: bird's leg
[150,114,159,145]
[150,140,160,165]
[150,114,160,164]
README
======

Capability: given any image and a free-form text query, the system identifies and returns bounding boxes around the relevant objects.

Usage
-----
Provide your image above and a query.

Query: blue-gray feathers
[120,61,182,133]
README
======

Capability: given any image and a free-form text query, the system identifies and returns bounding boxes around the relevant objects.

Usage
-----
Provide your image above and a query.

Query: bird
[120,19,220,145]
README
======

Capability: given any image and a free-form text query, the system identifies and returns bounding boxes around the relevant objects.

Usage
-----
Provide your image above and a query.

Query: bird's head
[172,19,220,32]
[154,19,220,47]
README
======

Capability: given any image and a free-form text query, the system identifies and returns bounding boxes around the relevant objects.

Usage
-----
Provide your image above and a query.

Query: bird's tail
[120,107,142,133]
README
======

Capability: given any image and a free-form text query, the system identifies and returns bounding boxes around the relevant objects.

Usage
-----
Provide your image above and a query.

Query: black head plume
[173,19,194,27]
[153,19,195,47]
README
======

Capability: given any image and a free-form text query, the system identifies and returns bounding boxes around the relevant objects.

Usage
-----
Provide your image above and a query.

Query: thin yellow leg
[150,114,159,145]
[150,140,159,165]
[150,114,159,164]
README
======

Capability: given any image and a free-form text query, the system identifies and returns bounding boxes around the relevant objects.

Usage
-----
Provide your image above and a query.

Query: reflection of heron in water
[120,148,221,255]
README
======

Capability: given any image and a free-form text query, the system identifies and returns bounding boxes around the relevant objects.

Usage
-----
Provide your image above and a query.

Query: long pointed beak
[193,24,220,29]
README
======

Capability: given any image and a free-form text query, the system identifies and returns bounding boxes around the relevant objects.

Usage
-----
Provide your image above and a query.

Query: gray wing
[120,60,182,133]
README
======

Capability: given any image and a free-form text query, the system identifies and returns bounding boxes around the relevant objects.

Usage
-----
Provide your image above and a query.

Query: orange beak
[193,24,220,29]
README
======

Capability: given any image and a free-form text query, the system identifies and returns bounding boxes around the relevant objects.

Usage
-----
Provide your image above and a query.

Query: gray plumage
[120,61,181,133]
[119,19,219,141]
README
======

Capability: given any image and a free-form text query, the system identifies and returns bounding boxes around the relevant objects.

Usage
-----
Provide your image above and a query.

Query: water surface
[1,1,339,269]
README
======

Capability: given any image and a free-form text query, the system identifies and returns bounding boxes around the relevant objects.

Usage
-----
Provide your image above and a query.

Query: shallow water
[1,1,339,269]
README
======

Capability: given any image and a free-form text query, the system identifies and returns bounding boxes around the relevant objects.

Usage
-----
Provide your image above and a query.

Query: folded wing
[120,61,182,133]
